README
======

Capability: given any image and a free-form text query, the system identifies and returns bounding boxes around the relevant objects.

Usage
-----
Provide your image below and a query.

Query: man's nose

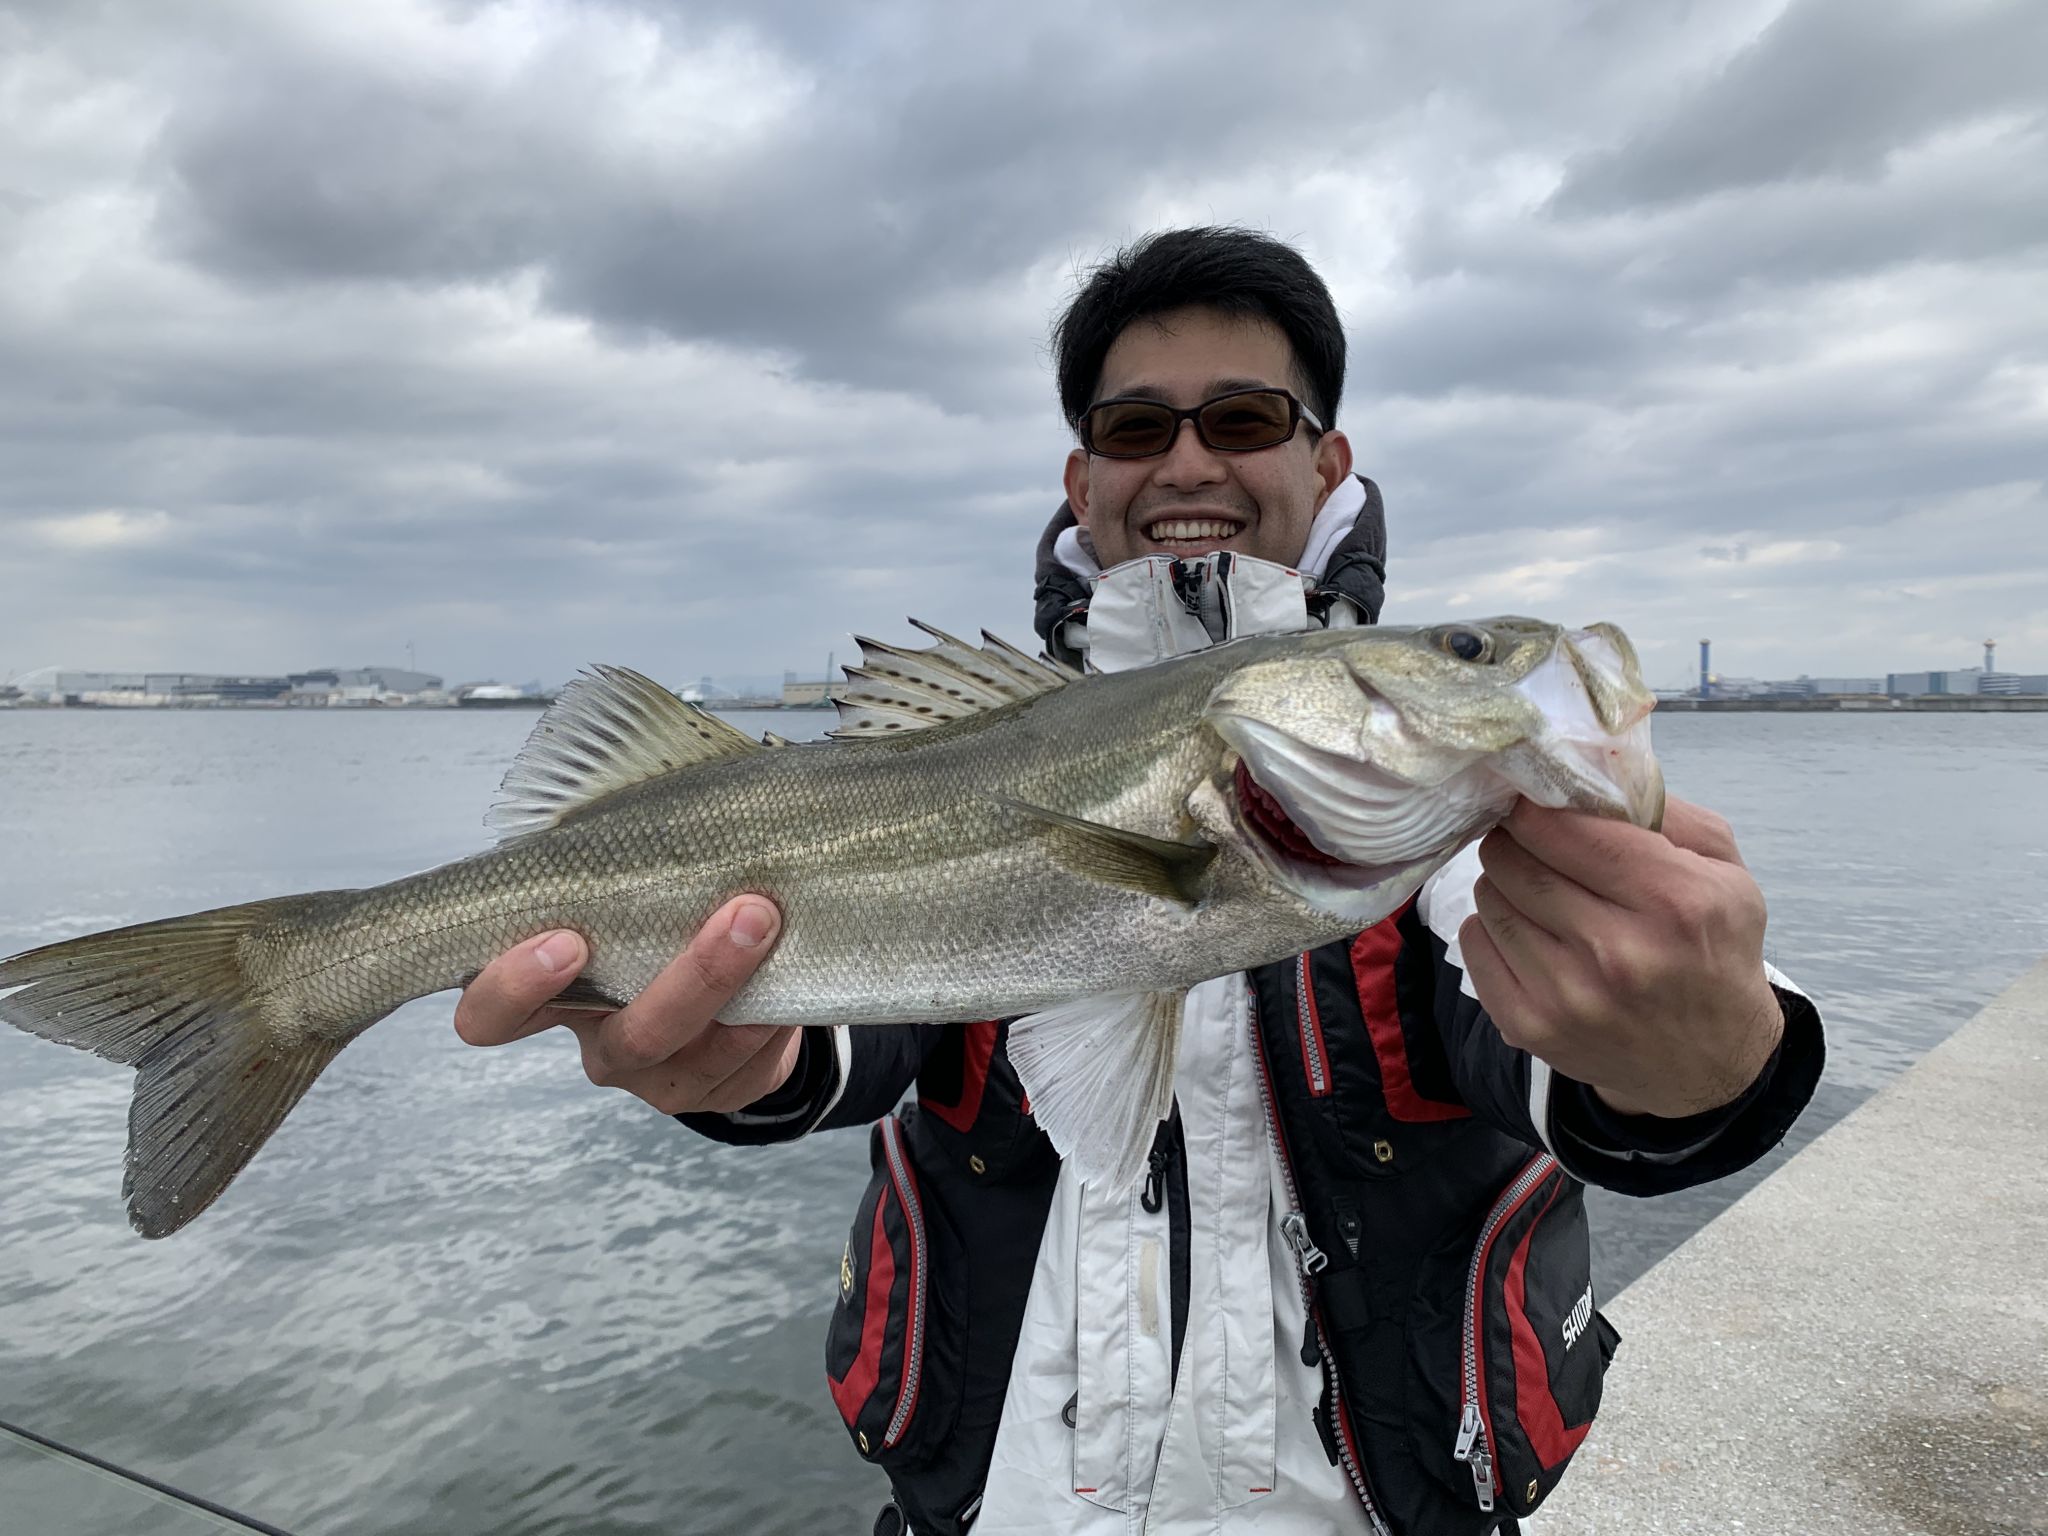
[1149,419,1227,488]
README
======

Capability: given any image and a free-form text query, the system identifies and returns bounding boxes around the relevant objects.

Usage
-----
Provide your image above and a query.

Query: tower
[1699,639,1711,700]
[1985,639,1997,673]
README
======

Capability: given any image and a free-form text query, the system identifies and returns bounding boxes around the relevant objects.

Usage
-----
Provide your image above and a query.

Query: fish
[0,616,1662,1234]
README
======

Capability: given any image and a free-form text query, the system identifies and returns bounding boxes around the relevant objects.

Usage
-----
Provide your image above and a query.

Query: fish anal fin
[490,666,762,840]
[1007,991,1182,1194]
[1000,798,1214,904]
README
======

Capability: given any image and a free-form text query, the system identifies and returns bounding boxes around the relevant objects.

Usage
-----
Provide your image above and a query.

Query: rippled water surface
[1,708,2043,1533]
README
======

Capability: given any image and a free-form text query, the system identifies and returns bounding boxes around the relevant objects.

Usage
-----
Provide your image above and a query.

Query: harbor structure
[11,665,444,707]
[1541,958,2048,1535]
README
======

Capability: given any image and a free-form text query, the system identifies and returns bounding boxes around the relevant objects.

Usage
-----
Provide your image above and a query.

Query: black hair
[1051,226,1345,432]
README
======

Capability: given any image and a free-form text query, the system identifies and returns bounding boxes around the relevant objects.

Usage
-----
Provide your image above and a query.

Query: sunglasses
[1079,387,1324,459]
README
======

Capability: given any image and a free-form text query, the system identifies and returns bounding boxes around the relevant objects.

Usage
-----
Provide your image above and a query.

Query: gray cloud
[0,0,2042,695]
[1556,0,2048,211]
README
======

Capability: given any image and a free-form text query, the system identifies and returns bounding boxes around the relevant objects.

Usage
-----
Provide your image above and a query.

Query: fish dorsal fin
[829,620,1073,740]
[489,665,761,839]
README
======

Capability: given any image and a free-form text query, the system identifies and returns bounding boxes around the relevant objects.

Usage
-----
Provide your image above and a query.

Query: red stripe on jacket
[1350,906,1469,1123]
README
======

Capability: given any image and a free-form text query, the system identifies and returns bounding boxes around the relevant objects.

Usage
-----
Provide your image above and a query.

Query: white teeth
[1148,520,1240,542]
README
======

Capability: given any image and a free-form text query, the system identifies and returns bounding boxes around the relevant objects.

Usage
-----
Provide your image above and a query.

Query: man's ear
[1311,429,1354,511]
[1063,447,1092,525]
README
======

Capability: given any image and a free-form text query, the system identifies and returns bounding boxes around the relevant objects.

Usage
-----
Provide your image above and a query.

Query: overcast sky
[2,0,2042,692]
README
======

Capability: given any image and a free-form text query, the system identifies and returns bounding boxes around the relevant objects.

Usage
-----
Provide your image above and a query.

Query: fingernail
[533,931,582,974]
[728,899,777,949]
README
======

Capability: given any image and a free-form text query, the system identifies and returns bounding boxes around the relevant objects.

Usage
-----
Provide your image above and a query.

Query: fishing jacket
[680,479,1825,1534]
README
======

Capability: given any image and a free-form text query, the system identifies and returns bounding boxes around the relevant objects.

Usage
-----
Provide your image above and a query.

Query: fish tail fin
[0,893,357,1237]
[1006,990,1183,1194]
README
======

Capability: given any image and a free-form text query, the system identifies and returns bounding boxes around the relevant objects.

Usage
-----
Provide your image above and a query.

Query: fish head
[1202,618,1663,920]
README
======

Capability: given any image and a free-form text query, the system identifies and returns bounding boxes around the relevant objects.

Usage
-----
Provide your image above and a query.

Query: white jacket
[979,480,1392,1532]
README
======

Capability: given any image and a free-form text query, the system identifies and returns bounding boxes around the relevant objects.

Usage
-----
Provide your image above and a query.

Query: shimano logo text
[1561,1284,1594,1350]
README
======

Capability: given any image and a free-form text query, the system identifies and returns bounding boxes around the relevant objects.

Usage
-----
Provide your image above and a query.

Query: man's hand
[452,895,799,1115]
[1458,796,1784,1120]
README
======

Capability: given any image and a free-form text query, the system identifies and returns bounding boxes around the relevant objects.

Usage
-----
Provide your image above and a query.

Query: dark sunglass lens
[1198,391,1294,450]
[1087,401,1176,456]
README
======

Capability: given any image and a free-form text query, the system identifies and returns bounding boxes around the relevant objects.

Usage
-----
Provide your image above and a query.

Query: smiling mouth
[1140,516,1246,551]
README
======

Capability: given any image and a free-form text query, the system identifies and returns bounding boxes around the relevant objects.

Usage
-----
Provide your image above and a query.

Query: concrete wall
[1539,959,2048,1535]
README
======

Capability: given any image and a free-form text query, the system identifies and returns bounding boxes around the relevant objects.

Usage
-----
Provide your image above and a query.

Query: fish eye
[1439,627,1492,663]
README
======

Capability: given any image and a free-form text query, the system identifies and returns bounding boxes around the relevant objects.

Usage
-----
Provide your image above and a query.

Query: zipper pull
[1298,1311,1321,1367]
[1455,1404,1496,1511]
[1469,1447,1495,1513]
[1311,1377,1342,1467]
[1140,1146,1168,1214]
[1453,1403,1482,1461]
[1280,1212,1328,1277]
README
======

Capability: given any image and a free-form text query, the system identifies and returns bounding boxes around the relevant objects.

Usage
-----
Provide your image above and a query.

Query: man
[455,228,1822,1534]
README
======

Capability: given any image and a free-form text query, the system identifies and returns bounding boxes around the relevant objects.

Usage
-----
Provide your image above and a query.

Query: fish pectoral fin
[489,665,765,841]
[1007,991,1183,1195]
[998,798,1215,904]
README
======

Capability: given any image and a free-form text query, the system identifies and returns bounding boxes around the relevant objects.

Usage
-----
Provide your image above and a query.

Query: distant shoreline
[1653,696,2048,712]
[3,696,2041,715]
[0,699,838,713]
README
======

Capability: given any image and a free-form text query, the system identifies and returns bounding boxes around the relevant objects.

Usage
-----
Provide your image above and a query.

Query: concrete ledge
[1540,959,2048,1536]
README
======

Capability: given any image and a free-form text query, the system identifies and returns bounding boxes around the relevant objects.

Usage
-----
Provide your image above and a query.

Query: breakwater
[1541,958,2048,1535]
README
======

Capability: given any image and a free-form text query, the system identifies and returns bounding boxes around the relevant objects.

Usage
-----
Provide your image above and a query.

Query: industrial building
[1681,639,2046,703]
[11,665,444,707]
[1882,668,2048,697]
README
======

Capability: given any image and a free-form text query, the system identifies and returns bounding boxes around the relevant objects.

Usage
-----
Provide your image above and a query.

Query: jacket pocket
[1414,1153,1620,1520]
[825,1114,967,1468]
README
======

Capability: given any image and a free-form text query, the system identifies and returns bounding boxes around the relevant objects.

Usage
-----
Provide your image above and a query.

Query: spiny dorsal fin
[489,665,761,840]
[761,731,794,747]
[829,620,1073,740]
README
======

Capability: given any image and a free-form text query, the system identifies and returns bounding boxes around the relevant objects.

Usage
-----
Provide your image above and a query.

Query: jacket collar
[1030,474,1388,670]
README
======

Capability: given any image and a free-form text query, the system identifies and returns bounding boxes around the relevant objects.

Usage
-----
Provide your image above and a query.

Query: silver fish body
[0,616,1661,1233]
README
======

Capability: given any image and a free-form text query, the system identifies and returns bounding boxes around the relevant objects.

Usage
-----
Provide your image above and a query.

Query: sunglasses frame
[1079,387,1325,459]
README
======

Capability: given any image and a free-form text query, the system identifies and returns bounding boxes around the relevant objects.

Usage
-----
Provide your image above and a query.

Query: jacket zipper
[878,1116,927,1449]
[1294,953,1331,1096]
[1451,1151,1557,1511]
[1247,985,1392,1536]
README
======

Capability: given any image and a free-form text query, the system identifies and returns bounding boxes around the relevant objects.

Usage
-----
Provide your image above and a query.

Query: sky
[1,0,2042,694]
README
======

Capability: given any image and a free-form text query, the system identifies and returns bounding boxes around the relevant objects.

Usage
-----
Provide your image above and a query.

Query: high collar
[1029,474,1389,672]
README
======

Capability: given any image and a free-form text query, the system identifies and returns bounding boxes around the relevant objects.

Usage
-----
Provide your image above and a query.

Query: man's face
[1063,306,1353,570]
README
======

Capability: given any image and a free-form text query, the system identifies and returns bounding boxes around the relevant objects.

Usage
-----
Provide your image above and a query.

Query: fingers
[1499,800,1668,904]
[577,897,781,1085]
[453,929,590,1047]
[1456,912,1538,1045]
[1476,827,1605,939]
[1470,871,1569,980]
[1655,795,1745,865]
[573,1018,804,1116]
[454,896,802,1116]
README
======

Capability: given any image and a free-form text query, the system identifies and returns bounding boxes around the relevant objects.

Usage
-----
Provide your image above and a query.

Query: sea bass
[0,617,1661,1234]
